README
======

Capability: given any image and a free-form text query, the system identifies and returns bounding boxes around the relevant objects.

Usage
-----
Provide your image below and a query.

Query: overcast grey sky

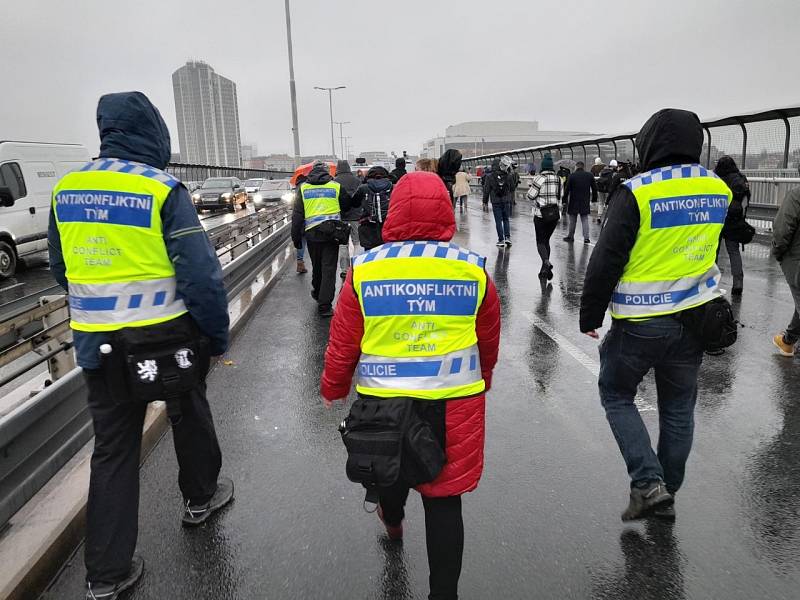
[2,0,799,160]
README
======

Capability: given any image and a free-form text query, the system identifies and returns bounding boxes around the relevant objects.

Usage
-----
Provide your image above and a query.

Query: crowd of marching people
[62,91,799,600]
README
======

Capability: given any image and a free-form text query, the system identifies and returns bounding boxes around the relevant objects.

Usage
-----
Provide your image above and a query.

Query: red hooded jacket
[321,172,501,497]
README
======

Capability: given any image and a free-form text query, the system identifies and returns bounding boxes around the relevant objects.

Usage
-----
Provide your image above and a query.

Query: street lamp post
[283,0,301,168]
[314,85,345,158]
[334,121,350,161]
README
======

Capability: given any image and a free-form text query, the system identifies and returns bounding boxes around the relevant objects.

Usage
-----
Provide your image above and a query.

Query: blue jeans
[598,316,703,492]
[492,202,510,241]
[296,237,306,261]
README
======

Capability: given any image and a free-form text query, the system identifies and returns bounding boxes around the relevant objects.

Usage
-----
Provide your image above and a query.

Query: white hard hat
[594,157,602,165]
[609,159,618,167]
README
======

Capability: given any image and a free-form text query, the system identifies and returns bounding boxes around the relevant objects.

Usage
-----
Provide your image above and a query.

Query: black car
[192,177,248,212]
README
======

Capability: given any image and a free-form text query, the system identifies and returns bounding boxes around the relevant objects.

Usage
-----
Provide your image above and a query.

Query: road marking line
[521,310,655,412]
[0,282,25,294]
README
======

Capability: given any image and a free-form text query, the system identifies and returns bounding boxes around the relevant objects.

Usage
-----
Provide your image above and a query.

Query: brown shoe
[296,259,307,274]
[773,333,796,357]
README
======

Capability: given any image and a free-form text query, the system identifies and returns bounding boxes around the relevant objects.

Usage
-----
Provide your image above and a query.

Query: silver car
[252,179,294,211]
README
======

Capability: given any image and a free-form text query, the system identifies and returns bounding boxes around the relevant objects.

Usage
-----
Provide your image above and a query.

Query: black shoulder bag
[679,296,738,353]
[339,396,445,507]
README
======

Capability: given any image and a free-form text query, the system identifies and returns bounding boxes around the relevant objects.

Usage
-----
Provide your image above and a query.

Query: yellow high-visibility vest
[611,164,732,319]
[352,241,488,400]
[301,181,341,231]
[52,158,187,332]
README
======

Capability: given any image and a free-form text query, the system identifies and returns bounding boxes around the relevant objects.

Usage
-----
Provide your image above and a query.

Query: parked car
[0,140,90,279]
[243,178,265,198]
[252,179,294,211]
[192,177,248,212]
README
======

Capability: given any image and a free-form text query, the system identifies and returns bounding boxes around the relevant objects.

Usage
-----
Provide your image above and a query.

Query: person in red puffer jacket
[321,171,501,600]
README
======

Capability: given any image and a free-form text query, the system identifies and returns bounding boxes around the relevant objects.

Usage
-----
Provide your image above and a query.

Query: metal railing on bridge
[461,105,800,172]
[166,163,293,186]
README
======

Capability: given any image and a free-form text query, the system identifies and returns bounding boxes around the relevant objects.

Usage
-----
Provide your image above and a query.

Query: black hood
[437,149,462,178]
[365,166,391,180]
[636,108,703,171]
[306,163,333,185]
[714,155,740,178]
[336,160,352,174]
[491,158,501,170]
[395,157,406,169]
[97,91,171,169]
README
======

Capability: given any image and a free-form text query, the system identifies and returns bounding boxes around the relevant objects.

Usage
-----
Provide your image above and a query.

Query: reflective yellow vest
[611,164,732,319]
[301,181,341,231]
[52,158,188,332]
[352,241,488,400]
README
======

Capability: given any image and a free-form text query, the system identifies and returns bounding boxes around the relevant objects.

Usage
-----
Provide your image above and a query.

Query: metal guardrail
[0,209,291,530]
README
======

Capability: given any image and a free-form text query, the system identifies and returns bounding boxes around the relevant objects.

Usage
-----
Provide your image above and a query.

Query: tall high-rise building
[172,61,242,166]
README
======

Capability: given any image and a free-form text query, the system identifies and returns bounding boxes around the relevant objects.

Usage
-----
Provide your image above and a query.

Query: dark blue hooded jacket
[48,91,229,368]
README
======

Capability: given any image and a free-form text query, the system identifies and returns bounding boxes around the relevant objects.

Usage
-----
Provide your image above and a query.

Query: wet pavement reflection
[45,196,800,599]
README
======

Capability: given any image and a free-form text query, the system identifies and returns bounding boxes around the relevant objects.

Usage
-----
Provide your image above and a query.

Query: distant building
[172,60,242,166]
[421,121,597,159]
[241,143,257,162]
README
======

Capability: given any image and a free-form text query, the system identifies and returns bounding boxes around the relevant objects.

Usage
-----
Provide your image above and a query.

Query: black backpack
[597,168,613,193]
[494,173,507,198]
[367,187,392,223]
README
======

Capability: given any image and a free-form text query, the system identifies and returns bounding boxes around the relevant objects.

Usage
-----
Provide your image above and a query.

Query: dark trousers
[533,216,559,268]
[83,370,222,584]
[379,481,464,600]
[306,240,339,308]
[598,317,703,493]
[491,202,511,242]
[782,261,800,344]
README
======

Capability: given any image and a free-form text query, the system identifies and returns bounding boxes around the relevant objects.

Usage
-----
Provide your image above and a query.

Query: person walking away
[437,149,463,209]
[356,166,393,251]
[390,156,408,183]
[453,169,471,212]
[335,160,364,278]
[483,156,514,246]
[321,171,501,600]
[771,166,800,356]
[294,174,309,274]
[580,108,732,521]
[608,161,632,197]
[48,92,233,599]
[563,161,597,243]
[480,165,492,212]
[527,154,561,280]
[291,161,355,317]
[590,156,606,177]
[596,160,616,223]
[557,164,571,215]
[714,155,751,295]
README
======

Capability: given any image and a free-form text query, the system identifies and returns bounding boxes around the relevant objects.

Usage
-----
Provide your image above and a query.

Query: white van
[0,141,90,279]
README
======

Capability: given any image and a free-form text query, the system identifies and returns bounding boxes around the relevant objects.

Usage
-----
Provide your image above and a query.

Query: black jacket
[291,165,358,247]
[437,149,463,200]
[580,108,705,332]
[482,159,512,204]
[563,168,597,215]
[334,160,364,220]
[715,157,751,235]
[389,158,407,184]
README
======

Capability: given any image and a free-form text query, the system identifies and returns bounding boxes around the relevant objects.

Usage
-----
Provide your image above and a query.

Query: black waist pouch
[315,219,351,245]
[679,297,738,352]
[101,314,209,407]
[401,404,446,487]
[358,221,383,250]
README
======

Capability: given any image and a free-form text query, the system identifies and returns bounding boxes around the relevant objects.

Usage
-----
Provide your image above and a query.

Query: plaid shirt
[527,171,562,217]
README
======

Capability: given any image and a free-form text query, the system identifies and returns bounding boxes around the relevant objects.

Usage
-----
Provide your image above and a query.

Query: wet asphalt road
[44,197,800,599]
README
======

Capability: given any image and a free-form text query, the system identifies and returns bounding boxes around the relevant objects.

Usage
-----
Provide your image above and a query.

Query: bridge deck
[45,197,800,600]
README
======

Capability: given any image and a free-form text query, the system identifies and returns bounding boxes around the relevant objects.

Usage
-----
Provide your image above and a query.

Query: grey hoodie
[334,160,363,220]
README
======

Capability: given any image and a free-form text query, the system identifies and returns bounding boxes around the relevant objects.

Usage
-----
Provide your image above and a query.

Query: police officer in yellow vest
[48,92,233,599]
[291,161,358,317]
[580,109,732,522]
